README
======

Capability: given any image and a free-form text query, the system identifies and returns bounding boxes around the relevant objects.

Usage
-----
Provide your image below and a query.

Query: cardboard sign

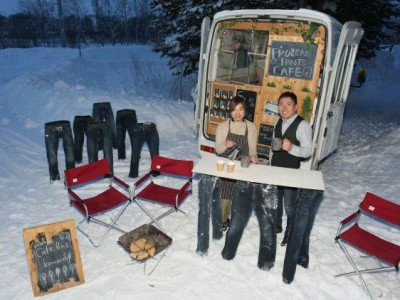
[23,219,84,297]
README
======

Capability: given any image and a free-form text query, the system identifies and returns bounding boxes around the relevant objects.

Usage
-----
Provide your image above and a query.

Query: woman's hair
[228,96,246,113]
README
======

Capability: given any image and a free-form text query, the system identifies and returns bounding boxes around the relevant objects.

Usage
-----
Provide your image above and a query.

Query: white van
[194,9,364,174]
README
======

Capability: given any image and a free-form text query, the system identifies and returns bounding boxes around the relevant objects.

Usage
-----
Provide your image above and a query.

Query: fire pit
[118,224,172,262]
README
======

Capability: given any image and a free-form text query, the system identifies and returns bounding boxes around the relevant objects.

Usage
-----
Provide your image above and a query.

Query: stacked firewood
[129,238,156,261]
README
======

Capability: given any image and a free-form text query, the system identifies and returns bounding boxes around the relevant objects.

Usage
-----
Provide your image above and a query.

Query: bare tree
[57,0,66,47]
[17,0,56,46]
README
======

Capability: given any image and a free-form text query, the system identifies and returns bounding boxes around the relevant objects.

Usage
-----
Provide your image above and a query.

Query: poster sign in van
[268,41,317,80]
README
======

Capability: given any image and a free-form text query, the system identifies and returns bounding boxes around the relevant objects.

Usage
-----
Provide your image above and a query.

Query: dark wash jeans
[73,115,93,163]
[196,174,223,255]
[128,122,159,178]
[87,121,113,174]
[222,182,278,270]
[282,189,323,283]
[92,102,117,149]
[116,109,137,160]
[277,186,298,227]
[44,120,75,181]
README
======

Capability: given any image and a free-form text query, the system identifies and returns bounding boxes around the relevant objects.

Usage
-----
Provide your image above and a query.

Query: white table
[192,152,324,190]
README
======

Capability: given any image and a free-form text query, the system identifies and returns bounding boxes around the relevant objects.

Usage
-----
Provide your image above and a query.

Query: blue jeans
[277,186,298,226]
[196,174,223,255]
[87,121,113,174]
[44,120,75,181]
[116,109,137,160]
[73,115,92,163]
[222,182,278,270]
[282,189,323,283]
[128,123,159,178]
[92,102,117,149]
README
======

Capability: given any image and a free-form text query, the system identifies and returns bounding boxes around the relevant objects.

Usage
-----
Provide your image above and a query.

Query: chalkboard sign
[258,123,274,146]
[268,41,317,80]
[23,219,84,297]
[236,89,257,122]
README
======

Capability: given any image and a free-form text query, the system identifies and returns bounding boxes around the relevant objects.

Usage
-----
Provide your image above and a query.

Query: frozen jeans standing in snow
[87,121,114,174]
[73,115,93,163]
[116,109,137,160]
[44,120,75,182]
[92,102,117,149]
[128,122,159,178]
[222,182,278,270]
[277,186,298,243]
[196,174,223,255]
[282,188,323,284]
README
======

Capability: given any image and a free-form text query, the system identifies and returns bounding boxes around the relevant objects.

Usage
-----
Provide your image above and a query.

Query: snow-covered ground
[0,44,399,300]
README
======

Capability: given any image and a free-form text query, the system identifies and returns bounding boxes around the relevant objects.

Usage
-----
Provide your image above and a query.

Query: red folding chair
[64,158,132,247]
[335,192,400,299]
[132,155,193,232]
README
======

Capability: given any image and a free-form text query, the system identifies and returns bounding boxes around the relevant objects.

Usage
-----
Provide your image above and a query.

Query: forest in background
[0,0,399,76]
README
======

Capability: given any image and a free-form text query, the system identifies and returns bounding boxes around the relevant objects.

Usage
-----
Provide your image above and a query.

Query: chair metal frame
[335,192,400,299]
[132,155,193,232]
[64,158,132,247]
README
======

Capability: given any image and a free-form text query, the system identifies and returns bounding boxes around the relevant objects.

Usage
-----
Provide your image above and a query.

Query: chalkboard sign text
[268,41,317,80]
[23,219,84,297]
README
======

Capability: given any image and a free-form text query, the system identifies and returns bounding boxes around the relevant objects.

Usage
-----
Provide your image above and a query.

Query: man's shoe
[222,218,230,231]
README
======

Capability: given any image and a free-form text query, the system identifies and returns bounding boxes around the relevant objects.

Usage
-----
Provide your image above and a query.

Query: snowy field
[0,44,399,300]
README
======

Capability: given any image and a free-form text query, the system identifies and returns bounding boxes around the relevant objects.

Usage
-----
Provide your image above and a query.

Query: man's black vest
[271,115,303,169]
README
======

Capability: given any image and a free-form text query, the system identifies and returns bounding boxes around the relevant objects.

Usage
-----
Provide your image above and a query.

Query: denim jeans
[73,115,93,163]
[196,174,223,255]
[87,121,113,174]
[277,186,298,227]
[128,122,159,178]
[116,109,137,160]
[222,182,278,270]
[44,120,75,181]
[282,189,323,283]
[92,102,117,149]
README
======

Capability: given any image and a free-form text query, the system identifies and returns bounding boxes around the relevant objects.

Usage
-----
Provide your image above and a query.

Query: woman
[215,96,258,230]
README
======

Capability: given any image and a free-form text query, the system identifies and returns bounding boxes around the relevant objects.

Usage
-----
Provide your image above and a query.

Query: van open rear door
[194,17,210,137]
[316,21,364,161]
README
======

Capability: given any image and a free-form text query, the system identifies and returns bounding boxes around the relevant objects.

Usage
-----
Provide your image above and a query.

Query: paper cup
[227,161,235,173]
[217,160,225,172]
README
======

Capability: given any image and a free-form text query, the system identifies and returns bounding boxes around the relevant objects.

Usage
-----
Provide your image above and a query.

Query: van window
[215,28,269,86]
[332,44,352,103]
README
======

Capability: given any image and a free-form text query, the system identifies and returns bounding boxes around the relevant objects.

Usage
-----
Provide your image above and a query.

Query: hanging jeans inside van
[282,189,323,283]
[92,102,117,149]
[128,122,159,178]
[73,115,93,163]
[44,120,75,182]
[87,121,114,174]
[196,174,223,255]
[222,182,278,270]
[116,109,138,160]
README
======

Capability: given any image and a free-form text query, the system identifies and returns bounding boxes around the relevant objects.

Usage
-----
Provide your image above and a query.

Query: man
[270,91,312,246]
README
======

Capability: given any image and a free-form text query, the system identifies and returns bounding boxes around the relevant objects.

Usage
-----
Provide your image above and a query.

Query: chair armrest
[175,181,191,206]
[68,189,84,204]
[178,181,191,194]
[112,175,129,189]
[335,212,359,239]
[340,212,358,225]
[134,173,151,187]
